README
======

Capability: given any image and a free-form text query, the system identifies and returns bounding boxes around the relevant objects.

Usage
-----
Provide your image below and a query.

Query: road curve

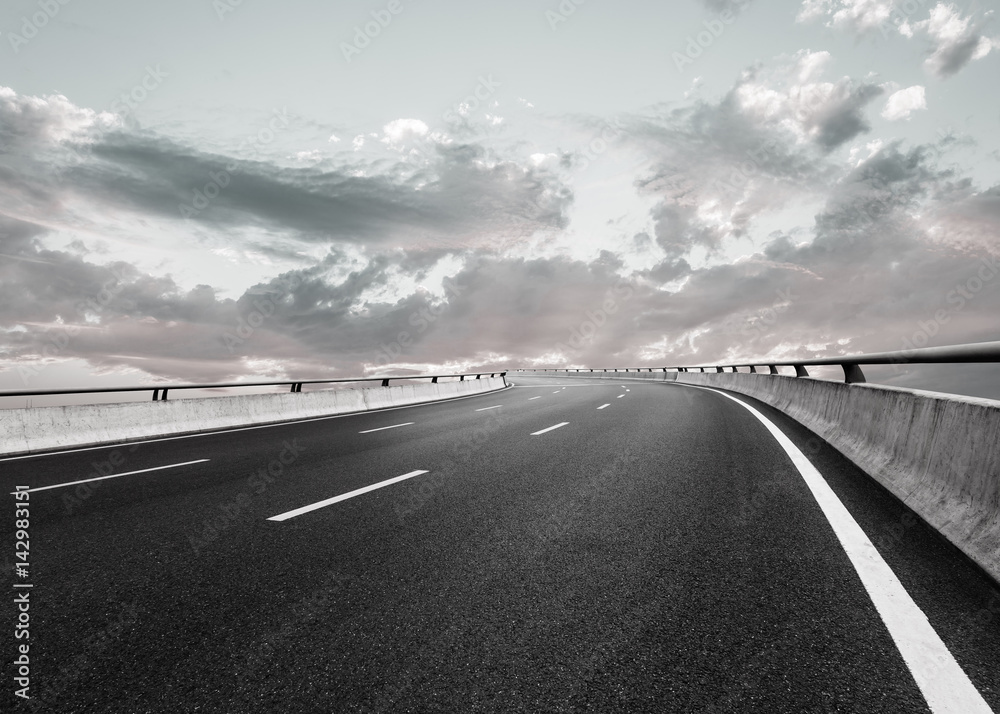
[3,375,998,713]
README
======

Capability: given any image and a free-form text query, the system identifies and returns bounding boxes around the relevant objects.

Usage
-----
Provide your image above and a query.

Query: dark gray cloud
[930,31,986,75]
[651,202,726,259]
[71,137,570,246]
[630,105,816,257]
[917,5,996,78]
[808,82,884,150]
[0,88,572,255]
[814,143,948,233]
[630,62,882,240]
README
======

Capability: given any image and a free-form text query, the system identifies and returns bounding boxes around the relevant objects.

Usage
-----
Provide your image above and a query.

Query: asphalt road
[3,375,999,713]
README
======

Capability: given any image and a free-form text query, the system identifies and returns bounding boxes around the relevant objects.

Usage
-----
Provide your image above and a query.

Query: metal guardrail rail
[517,340,1000,384]
[0,372,508,402]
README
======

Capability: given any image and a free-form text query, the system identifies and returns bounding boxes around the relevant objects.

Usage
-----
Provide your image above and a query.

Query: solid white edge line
[597,404,611,410]
[358,422,414,434]
[15,459,211,494]
[530,422,569,436]
[268,470,429,521]
[0,383,515,463]
[677,383,991,714]
[475,405,503,411]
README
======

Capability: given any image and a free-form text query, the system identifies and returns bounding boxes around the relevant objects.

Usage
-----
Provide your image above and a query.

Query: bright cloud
[881,85,927,120]
[797,0,895,33]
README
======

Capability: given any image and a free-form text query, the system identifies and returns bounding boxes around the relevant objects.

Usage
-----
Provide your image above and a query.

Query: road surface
[3,375,998,712]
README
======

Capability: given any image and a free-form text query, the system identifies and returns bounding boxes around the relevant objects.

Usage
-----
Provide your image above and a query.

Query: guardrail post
[460,375,465,381]
[716,367,724,373]
[381,378,390,387]
[161,389,169,400]
[431,376,438,383]
[730,367,738,373]
[842,363,866,384]
[476,374,481,379]
[768,365,778,374]
[749,366,757,373]
[152,389,159,401]
[794,365,809,377]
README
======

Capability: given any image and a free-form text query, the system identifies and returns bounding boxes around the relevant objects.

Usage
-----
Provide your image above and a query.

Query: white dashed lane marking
[530,422,569,436]
[358,423,414,434]
[268,470,430,521]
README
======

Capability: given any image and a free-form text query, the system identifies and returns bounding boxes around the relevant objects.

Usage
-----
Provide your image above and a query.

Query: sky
[1,0,999,402]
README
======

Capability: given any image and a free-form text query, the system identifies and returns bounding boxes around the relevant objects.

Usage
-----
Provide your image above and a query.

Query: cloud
[798,1,997,78]
[0,87,573,257]
[626,144,1000,379]
[2,71,999,399]
[623,52,883,268]
[0,86,110,146]
[881,85,927,120]
[733,53,884,151]
[606,79,999,390]
[914,3,996,77]
[797,0,895,34]
[381,118,430,147]
[0,212,644,382]
[3,135,999,397]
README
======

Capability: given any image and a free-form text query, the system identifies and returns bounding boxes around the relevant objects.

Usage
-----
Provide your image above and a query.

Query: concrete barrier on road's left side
[0,378,508,457]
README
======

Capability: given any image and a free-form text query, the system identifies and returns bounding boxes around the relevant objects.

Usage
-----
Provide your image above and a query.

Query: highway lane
[2,375,998,712]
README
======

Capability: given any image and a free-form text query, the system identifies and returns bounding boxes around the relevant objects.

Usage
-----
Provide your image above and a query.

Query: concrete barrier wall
[519,369,1000,583]
[0,378,508,457]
